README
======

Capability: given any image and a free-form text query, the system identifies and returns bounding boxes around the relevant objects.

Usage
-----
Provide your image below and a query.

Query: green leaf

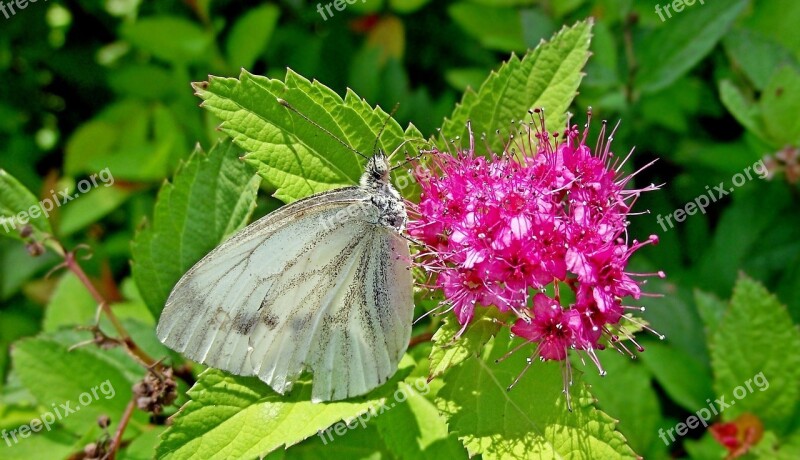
[448,2,526,52]
[0,428,78,460]
[131,140,261,317]
[722,28,800,91]
[434,311,637,459]
[578,352,663,457]
[709,277,800,432]
[193,68,424,203]
[156,364,411,459]
[10,331,145,430]
[120,426,166,460]
[740,0,800,61]
[64,100,186,182]
[225,5,281,70]
[428,308,503,381]
[275,423,391,459]
[64,101,146,176]
[759,65,800,146]
[58,185,131,237]
[635,0,747,93]
[108,64,177,99]
[0,169,53,241]
[43,272,96,332]
[0,238,58,300]
[441,19,592,155]
[444,68,489,92]
[639,340,714,412]
[698,184,790,294]
[374,381,466,459]
[121,16,212,64]
[694,289,727,338]
[389,0,433,14]
[751,430,800,460]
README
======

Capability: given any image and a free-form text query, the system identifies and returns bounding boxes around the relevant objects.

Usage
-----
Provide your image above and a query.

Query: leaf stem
[105,399,136,460]
[408,332,434,349]
[63,248,158,367]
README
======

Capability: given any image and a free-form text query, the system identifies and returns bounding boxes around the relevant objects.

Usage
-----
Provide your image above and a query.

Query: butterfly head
[362,151,391,187]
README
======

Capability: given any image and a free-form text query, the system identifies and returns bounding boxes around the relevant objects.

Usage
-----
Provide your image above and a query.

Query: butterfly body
[157,153,413,401]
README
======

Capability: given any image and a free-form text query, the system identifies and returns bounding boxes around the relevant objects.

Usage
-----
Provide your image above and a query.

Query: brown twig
[104,399,136,460]
[408,332,434,349]
[62,247,158,367]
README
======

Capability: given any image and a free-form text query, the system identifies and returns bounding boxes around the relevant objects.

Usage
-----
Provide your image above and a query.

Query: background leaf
[0,169,53,241]
[225,5,281,70]
[635,0,747,93]
[131,140,260,316]
[441,19,593,155]
[709,277,800,432]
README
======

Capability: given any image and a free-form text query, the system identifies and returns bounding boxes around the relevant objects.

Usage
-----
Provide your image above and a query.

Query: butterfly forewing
[156,186,413,401]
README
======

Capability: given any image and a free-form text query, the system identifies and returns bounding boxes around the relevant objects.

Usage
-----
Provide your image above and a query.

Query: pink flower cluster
[409,111,663,377]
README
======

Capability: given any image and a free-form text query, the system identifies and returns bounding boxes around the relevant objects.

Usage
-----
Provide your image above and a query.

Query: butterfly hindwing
[156,186,413,401]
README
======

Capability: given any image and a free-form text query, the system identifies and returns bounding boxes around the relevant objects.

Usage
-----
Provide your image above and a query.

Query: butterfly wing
[156,187,413,401]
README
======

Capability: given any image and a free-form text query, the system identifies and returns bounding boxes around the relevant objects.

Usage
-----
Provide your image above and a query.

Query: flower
[409,110,664,405]
[709,413,764,459]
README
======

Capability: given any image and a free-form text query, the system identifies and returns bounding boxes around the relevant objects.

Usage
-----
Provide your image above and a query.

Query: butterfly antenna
[372,102,401,155]
[277,98,369,160]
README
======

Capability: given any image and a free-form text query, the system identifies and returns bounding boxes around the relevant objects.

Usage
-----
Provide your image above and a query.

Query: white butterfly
[156,122,415,402]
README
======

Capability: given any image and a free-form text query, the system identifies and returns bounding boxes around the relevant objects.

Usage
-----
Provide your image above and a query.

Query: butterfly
[156,100,416,402]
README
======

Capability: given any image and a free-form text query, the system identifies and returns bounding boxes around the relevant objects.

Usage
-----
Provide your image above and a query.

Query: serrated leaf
[156,364,412,459]
[193,68,424,203]
[131,140,261,317]
[635,0,747,93]
[0,169,52,241]
[710,277,800,433]
[441,19,592,155]
[435,330,637,459]
[428,308,503,380]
